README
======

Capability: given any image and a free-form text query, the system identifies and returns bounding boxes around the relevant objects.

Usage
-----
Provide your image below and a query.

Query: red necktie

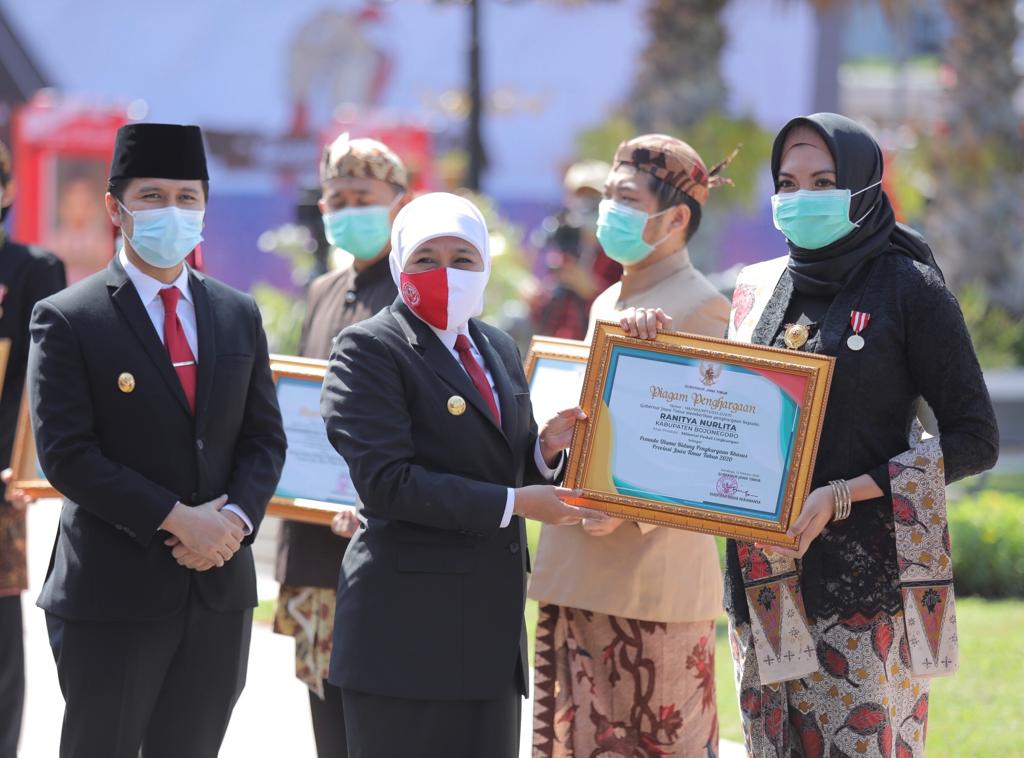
[454,334,500,425]
[158,287,197,413]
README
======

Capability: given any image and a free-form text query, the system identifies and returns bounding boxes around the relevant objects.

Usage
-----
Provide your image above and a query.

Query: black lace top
[725,254,999,624]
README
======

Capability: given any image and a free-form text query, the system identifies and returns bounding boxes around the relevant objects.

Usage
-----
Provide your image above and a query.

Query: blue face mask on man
[770,180,882,250]
[595,199,674,265]
[322,194,403,260]
[120,202,205,268]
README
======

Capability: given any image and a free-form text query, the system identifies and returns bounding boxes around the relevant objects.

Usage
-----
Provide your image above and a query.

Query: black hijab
[771,112,942,295]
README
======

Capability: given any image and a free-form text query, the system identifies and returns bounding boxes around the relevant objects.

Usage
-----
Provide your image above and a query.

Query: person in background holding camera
[530,160,622,340]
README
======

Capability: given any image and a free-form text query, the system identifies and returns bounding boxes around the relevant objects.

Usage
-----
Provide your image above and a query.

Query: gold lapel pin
[117,372,136,394]
[447,395,467,416]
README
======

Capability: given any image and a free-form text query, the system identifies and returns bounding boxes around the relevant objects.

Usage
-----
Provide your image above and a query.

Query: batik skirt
[533,603,719,758]
[730,611,930,758]
[272,585,336,699]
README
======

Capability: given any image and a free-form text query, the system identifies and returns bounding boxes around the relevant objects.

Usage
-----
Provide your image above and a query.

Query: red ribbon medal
[848,310,871,351]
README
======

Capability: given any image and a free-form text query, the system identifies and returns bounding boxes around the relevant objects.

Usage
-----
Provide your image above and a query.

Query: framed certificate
[564,322,835,548]
[523,336,590,427]
[8,390,57,499]
[269,355,358,527]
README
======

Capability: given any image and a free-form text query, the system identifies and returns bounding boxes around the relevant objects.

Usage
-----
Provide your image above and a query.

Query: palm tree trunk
[629,0,728,132]
[926,0,1024,313]
[811,2,847,113]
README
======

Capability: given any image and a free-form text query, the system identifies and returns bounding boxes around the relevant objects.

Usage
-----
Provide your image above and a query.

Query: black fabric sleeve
[904,267,999,483]
[296,276,322,357]
[322,326,508,533]
[866,463,892,498]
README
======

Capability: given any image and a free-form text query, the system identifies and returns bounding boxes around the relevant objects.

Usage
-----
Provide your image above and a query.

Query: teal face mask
[323,196,401,260]
[120,202,204,269]
[770,181,881,250]
[596,199,671,265]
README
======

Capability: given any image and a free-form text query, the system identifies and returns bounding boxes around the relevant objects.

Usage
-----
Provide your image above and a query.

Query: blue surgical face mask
[595,199,672,265]
[323,194,402,261]
[120,202,205,268]
[770,181,882,250]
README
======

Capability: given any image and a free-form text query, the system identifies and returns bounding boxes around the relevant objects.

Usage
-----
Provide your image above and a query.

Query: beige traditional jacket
[528,249,730,622]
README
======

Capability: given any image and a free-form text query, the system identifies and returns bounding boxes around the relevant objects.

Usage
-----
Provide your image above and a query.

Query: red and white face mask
[399,266,488,331]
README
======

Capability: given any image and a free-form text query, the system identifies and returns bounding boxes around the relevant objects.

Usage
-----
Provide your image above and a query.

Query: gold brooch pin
[447,395,466,416]
[117,372,136,393]
[783,323,810,350]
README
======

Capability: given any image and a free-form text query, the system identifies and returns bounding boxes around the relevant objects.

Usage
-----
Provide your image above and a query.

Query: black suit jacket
[323,300,550,701]
[28,257,286,621]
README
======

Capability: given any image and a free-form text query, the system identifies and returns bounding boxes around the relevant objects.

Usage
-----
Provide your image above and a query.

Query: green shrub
[956,282,1024,368]
[948,490,1024,598]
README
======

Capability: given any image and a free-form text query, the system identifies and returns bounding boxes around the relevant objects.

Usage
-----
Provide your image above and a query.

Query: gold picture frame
[0,338,10,393]
[563,322,835,548]
[268,354,357,527]
[8,389,57,499]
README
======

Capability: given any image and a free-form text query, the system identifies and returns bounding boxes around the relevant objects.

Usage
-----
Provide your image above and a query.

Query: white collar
[118,248,193,307]
[426,322,472,354]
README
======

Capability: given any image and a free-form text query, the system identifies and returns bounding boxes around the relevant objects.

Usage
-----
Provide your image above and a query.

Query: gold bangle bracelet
[830,479,852,521]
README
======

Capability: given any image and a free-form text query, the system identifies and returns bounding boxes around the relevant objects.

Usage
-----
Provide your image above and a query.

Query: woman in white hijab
[321,192,586,758]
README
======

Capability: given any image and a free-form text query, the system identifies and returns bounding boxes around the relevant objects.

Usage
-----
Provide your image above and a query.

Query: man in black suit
[0,138,66,758]
[27,123,286,758]
[322,193,585,757]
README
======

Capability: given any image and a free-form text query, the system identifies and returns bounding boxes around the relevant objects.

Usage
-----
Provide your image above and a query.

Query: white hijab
[389,192,491,323]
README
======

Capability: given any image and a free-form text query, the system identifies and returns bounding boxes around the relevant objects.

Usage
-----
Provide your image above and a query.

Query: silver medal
[847,334,865,351]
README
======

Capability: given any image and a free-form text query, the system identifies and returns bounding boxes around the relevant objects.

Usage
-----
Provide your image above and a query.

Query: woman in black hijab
[718,114,999,757]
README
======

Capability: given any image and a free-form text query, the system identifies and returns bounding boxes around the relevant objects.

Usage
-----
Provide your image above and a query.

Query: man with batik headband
[529,134,736,757]
[274,132,409,757]
[0,138,66,758]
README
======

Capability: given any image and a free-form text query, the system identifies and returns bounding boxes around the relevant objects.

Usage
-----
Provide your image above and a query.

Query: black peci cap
[109,123,209,182]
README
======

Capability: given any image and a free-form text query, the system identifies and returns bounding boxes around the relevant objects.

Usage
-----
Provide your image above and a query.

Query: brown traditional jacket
[528,249,730,622]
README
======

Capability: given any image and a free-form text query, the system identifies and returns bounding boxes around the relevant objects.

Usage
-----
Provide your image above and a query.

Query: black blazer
[323,300,550,701]
[28,258,286,621]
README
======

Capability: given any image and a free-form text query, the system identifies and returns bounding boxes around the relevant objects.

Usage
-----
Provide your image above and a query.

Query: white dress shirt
[426,323,562,528]
[118,250,253,534]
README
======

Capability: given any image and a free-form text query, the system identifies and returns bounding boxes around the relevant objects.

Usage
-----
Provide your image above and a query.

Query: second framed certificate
[523,336,590,427]
[565,322,834,548]
[8,391,56,499]
[269,355,358,527]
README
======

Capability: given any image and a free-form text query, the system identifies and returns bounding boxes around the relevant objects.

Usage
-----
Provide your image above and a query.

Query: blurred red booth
[12,94,204,281]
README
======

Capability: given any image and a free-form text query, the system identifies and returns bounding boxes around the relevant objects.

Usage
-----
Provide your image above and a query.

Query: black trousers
[341,680,521,758]
[0,596,24,758]
[310,679,348,757]
[45,593,252,758]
